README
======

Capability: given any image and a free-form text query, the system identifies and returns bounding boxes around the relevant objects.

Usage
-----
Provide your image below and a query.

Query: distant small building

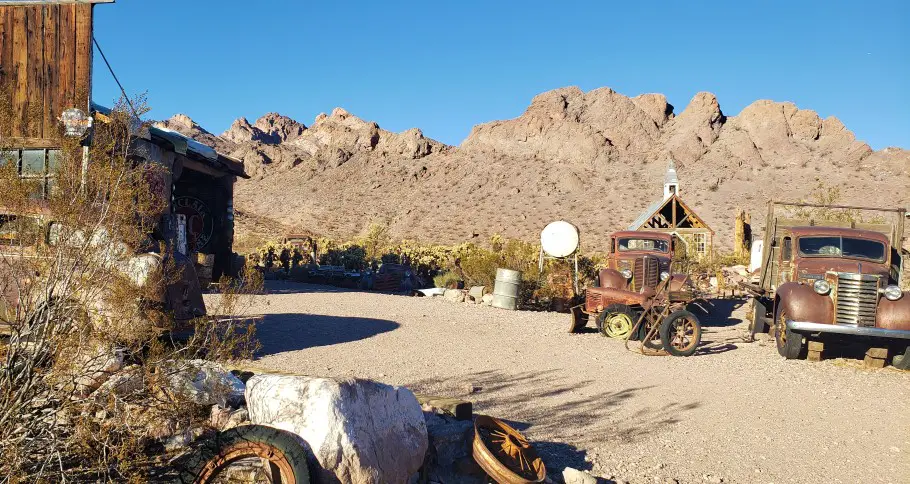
[627,160,714,257]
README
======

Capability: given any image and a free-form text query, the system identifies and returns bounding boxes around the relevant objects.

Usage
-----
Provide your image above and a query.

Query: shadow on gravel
[254,313,400,356]
[264,280,361,295]
[407,369,699,476]
[697,297,747,327]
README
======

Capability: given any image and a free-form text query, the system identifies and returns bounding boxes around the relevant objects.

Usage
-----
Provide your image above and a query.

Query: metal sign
[174,196,213,251]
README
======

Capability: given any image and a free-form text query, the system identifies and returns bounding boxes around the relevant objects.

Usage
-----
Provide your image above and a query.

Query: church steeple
[664,159,679,200]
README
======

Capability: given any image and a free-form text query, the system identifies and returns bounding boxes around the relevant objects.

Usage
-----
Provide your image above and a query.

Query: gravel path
[234,281,910,484]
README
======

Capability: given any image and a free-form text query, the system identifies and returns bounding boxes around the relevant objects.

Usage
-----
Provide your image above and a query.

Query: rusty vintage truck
[746,201,910,368]
[570,230,701,356]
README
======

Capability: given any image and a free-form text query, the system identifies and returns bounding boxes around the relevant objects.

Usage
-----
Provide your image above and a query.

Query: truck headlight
[813,279,831,295]
[883,285,903,301]
[621,269,633,279]
[660,272,670,281]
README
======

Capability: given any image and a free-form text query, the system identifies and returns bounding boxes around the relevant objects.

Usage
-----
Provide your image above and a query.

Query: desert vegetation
[0,99,260,481]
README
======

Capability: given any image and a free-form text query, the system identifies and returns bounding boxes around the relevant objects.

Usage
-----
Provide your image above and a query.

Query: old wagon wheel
[659,310,702,357]
[182,425,310,484]
[636,316,663,350]
[596,304,635,339]
[473,415,546,484]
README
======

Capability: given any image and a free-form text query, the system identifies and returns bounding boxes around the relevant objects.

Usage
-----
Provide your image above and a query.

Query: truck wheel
[775,309,804,359]
[750,298,769,337]
[596,304,636,339]
[659,310,702,357]
[180,424,311,483]
[892,348,910,370]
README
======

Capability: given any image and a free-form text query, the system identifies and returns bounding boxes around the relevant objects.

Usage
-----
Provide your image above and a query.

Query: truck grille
[633,257,659,291]
[835,273,878,327]
[585,291,602,310]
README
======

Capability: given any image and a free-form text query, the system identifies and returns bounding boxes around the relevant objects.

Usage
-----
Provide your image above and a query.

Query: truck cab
[584,231,689,315]
[750,202,910,367]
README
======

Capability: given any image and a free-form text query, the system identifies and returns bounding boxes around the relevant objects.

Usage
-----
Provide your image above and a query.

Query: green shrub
[433,272,462,289]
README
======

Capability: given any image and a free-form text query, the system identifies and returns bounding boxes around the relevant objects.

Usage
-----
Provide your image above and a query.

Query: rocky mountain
[158,86,910,252]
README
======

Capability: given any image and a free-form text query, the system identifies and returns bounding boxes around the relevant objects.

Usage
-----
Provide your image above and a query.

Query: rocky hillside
[157,86,910,252]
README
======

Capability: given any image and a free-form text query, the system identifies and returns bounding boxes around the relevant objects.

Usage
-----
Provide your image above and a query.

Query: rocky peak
[222,113,307,145]
[253,113,307,144]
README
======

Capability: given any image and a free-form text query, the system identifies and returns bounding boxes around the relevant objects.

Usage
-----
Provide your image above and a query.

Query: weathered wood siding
[0,4,93,142]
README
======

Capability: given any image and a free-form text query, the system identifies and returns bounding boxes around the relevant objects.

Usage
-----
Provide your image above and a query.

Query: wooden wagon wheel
[472,415,546,483]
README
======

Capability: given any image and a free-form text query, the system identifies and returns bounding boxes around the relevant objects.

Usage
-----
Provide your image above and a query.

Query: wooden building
[627,160,714,257]
[0,0,246,281]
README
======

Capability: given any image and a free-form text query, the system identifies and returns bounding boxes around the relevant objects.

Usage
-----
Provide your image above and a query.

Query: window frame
[0,148,61,199]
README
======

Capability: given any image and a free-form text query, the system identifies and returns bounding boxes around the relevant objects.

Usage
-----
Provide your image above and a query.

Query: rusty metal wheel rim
[604,313,633,339]
[195,441,297,484]
[668,316,698,352]
[777,310,788,347]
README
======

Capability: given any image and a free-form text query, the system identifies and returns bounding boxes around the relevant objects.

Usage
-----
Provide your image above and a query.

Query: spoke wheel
[473,415,546,483]
[659,310,702,357]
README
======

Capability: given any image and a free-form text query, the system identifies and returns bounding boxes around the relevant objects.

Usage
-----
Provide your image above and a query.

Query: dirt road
[239,281,910,484]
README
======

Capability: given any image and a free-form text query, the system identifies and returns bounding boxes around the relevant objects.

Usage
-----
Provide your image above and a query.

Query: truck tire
[180,425,311,483]
[775,308,804,359]
[750,298,769,337]
[892,348,910,370]
[596,304,636,339]
[659,310,702,357]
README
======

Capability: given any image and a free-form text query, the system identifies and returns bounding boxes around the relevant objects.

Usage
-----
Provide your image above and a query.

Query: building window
[0,215,40,246]
[693,233,707,256]
[1,148,60,199]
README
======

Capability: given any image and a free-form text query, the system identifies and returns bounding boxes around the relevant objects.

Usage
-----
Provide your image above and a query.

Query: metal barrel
[491,268,522,310]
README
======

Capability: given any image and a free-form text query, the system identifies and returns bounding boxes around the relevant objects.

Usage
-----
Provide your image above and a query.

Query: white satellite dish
[541,221,579,258]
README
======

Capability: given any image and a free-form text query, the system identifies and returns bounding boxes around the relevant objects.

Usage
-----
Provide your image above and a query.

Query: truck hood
[796,258,889,278]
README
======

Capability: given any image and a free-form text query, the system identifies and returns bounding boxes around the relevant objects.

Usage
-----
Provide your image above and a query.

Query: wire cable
[92,36,139,118]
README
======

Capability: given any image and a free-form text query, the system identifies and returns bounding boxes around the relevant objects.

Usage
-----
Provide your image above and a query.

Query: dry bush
[0,98,260,481]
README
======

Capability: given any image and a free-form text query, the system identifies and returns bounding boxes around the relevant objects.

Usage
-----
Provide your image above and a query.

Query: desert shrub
[358,221,392,262]
[433,271,462,289]
[791,182,887,224]
[0,98,261,481]
[319,243,366,270]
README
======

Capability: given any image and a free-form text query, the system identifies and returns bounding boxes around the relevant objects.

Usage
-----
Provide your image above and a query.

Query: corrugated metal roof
[150,125,218,161]
[628,198,665,230]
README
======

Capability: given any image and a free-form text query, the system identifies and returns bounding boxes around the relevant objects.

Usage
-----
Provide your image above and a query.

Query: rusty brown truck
[748,201,910,369]
[571,230,701,356]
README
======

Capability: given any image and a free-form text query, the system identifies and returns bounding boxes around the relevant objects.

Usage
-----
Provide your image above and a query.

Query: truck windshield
[797,236,886,262]
[618,238,669,252]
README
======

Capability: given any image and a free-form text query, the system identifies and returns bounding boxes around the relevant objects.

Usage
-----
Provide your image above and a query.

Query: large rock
[162,360,246,407]
[422,413,486,483]
[444,289,466,303]
[246,374,428,484]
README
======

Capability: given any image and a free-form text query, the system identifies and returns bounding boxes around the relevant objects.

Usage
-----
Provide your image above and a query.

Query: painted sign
[174,196,213,251]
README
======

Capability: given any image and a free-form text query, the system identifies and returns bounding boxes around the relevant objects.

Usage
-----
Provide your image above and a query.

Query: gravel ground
[229,281,910,484]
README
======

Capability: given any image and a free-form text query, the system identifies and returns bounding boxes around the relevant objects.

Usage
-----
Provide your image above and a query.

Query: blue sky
[92,1,909,149]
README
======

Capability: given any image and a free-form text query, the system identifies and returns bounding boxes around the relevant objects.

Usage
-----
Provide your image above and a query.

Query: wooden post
[864,347,888,369]
[808,341,824,362]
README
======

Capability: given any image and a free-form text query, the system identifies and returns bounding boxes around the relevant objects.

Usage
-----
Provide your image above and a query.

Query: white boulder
[163,359,245,407]
[246,374,428,484]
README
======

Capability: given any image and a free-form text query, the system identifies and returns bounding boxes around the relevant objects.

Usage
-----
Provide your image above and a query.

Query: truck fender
[774,282,834,326]
[876,296,910,331]
[599,268,628,290]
